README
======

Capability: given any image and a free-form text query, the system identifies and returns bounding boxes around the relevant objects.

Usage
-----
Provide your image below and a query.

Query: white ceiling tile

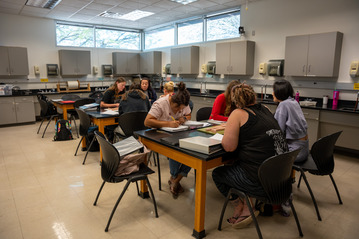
[85,3,116,11]
[0,7,21,15]
[0,2,22,10]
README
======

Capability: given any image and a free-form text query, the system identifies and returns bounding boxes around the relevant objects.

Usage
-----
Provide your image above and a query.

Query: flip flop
[232,211,260,229]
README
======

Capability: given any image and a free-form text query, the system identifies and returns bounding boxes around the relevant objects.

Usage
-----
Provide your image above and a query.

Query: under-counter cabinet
[216,41,255,75]
[319,111,359,151]
[302,108,320,148]
[0,96,35,125]
[113,52,139,75]
[0,46,29,76]
[140,51,162,75]
[171,46,199,74]
[59,50,91,76]
[284,31,343,77]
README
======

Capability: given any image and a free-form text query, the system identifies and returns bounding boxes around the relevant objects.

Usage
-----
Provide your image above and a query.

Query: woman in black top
[212,83,287,228]
[140,77,157,104]
[100,77,126,108]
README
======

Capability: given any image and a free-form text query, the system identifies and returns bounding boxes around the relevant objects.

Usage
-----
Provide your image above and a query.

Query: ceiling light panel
[25,0,62,9]
[170,0,198,5]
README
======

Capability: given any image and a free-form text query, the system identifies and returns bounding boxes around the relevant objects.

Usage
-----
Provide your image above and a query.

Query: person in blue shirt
[272,79,309,163]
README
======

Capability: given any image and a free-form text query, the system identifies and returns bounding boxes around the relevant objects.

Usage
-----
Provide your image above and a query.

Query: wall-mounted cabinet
[284,31,343,77]
[112,52,139,75]
[59,50,91,76]
[216,41,255,75]
[0,46,29,76]
[171,46,199,74]
[0,96,35,125]
[140,51,162,75]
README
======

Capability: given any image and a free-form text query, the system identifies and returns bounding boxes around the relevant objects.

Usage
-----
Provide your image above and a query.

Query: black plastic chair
[37,97,61,138]
[74,108,98,165]
[218,150,303,239]
[292,131,343,221]
[68,98,96,138]
[196,107,212,121]
[93,131,158,232]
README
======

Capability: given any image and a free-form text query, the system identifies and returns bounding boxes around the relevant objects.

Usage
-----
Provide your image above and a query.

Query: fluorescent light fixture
[170,0,198,5]
[118,10,154,21]
[99,10,154,21]
[25,0,62,9]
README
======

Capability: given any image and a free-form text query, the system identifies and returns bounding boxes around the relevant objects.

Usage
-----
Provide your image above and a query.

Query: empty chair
[37,96,61,138]
[218,150,303,239]
[68,98,96,138]
[74,108,98,165]
[196,107,212,121]
[292,131,343,221]
[93,131,158,232]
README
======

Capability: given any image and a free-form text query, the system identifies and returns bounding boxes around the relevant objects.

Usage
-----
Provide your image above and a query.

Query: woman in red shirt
[210,80,241,121]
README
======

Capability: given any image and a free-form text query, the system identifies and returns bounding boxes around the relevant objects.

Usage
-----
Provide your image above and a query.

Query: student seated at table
[100,77,126,142]
[100,77,126,108]
[160,81,175,98]
[114,83,151,139]
[209,79,241,121]
[140,76,157,104]
[212,83,288,228]
[144,82,191,198]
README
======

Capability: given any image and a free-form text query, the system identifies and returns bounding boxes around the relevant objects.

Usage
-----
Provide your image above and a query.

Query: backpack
[54,119,73,141]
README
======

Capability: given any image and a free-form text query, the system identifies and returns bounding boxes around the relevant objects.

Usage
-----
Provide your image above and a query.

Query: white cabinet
[0,46,29,76]
[171,46,199,74]
[284,32,343,77]
[140,51,162,75]
[0,96,35,125]
[112,52,139,75]
[216,41,255,75]
[59,50,91,75]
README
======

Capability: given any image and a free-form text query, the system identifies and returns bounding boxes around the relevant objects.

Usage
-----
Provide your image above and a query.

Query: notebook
[112,136,143,157]
[179,136,223,154]
[197,126,225,135]
[160,125,189,132]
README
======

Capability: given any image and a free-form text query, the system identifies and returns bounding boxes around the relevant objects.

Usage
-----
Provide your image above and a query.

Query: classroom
[0,0,358,238]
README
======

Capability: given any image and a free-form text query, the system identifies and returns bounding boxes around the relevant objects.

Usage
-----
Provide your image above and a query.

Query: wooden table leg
[192,162,206,239]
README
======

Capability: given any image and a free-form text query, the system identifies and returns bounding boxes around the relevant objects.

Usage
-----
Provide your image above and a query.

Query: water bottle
[295,91,300,102]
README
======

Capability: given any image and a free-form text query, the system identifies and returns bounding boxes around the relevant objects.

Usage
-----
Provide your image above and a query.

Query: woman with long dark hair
[100,77,126,108]
[144,82,191,198]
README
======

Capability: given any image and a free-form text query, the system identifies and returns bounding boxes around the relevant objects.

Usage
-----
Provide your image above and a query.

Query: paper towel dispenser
[163,64,171,74]
[102,65,113,76]
[47,64,58,76]
[267,60,284,76]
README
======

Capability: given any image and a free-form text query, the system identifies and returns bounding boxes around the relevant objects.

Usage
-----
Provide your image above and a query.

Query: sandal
[232,211,259,229]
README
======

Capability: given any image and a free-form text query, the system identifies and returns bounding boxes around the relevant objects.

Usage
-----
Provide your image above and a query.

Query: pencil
[170,116,176,121]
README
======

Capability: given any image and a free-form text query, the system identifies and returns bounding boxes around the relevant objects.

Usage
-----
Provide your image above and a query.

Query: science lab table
[135,129,226,239]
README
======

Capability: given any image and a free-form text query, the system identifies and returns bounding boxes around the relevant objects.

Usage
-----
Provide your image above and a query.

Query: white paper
[207,119,226,125]
[52,99,62,102]
[210,133,223,141]
[160,125,188,132]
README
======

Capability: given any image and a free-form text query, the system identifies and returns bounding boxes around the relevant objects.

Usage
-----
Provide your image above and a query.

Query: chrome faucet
[264,84,268,99]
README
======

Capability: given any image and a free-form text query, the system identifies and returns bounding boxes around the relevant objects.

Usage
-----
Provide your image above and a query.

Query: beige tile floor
[1,122,359,239]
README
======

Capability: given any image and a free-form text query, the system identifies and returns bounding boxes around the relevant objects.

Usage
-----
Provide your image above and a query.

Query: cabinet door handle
[308,65,311,73]
[302,65,306,73]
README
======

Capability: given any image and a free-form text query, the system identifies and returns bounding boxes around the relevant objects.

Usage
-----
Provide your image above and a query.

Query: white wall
[0,0,359,99]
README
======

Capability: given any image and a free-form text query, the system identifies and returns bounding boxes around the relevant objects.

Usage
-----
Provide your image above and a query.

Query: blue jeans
[169,158,191,178]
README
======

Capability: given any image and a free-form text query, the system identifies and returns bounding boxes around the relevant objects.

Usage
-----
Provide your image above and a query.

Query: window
[178,19,203,45]
[145,26,174,49]
[95,28,140,50]
[56,23,94,47]
[206,11,240,41]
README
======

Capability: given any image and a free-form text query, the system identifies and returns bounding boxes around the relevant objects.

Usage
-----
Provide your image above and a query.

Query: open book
[112,136,143,157]
[179,136,223,154]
